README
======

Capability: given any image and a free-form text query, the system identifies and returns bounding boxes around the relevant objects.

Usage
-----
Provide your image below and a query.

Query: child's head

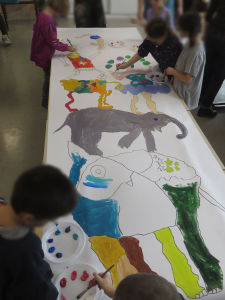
[11,165,77,227]
[178,12,202,46]
[150,0,166,10]
[46,0,70,17]
[146,18,173,45]
[114,274,181,300]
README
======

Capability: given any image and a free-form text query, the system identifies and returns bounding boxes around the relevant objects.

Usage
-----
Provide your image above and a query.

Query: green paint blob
[166,158,173,166]
[125,55,131,59]
[163,183,223,292]
[175,162,180,166]
[166,166,174,173]
[143,61,150,65]
[105,64,113,69]
[107,60,114,64]
[140,58,145,62]
[175,167,180,171]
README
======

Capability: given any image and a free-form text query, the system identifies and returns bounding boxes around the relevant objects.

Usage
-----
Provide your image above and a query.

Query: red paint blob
[89,278,95,286]
[80,270,89,281]
[60,278,67,288]
[71,270,77,281]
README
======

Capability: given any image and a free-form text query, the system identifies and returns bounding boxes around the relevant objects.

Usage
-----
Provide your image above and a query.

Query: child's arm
[137,0,144,20]
[116,53,141,70]
[93,272,115,298]
[130,18,146,27]
[43,24,76,52]
[165,67,193,83]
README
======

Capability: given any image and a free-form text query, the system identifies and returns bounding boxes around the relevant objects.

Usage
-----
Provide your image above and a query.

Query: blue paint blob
[90,35,101,40]
[72,195,121,238]
[55,229,61,236]
[47,238,54,243]
[48,247,56,253]
[56,252,63,258]
[131,64,135,68]
[73,233,79,240]
[83,182,108,188]
[69,154,87,186]
[65,226,71,233]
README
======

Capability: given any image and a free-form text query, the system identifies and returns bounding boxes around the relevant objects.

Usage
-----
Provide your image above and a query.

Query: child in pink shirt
[31,0,76,108]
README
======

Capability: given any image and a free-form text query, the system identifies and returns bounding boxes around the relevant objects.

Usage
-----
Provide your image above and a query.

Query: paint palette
[55,264,103,300]
[42,222,86,264]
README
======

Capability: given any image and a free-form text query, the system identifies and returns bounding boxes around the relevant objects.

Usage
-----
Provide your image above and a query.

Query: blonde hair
[47,0,70,16]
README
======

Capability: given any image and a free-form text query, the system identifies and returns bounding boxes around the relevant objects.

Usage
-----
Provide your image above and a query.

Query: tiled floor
[0,15,224,200]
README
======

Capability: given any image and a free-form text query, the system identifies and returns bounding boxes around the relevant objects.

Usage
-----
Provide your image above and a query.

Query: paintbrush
[76,264,114,299]
[67,39,72,47]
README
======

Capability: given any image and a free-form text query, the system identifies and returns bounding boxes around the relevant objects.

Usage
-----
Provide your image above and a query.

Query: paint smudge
[143,61,150,65]
[155,227,204,298]
[163,183,223,292]
[69,153,87,186]
[125,55,131,59]
[89,278,95,286]
[105,64,113,69]
[73,233,79,240]
[107,60,114,64]
[47,238,53,243]
[117,56,124,61]
[48,246,56,253]
[56,252,63,259]
[60,79,114,110]
[71,270,77,281]
[81,271,89,281]
[90,35,100,39]
[65,92,78,113]
[61,295,66,300]
[65,226,71,233]
[55,229,61,236]
[90,236,137,286]
[60,278,67,288]
[55,108,187,155]
[83,175,113,189]
[119,236,156,274]
[72,195,121,238]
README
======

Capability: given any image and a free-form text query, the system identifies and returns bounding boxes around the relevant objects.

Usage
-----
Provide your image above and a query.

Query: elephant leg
[103,90,113,106]
[118,128,142,149]
[80,129,103,156]
[142,128,156,152]
[131,95,142,115]
[141,92,159,114]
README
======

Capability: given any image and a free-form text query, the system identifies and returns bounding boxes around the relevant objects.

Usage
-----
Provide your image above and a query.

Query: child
[30,0,76,109]
[132,0,174,28]
[117,18,182,73]
[165,12,205,110]
[93,272,184,300]
[0,165,77,300]
[0,13,12,45]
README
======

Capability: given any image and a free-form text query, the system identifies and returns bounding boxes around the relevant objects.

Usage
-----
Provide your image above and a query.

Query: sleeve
[206,0,218,23]
[138,39,151,58]
[184,52,204,78]
[42,22,69,52]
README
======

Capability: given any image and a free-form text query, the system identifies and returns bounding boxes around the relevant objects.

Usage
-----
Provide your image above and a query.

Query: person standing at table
[137,0,183,22]
[197,0,225,117]
[0,13,12,45]
[74,0,106,28]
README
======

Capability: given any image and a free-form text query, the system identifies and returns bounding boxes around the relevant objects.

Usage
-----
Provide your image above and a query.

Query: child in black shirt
[0,165,77,300]
[116,18,182,73]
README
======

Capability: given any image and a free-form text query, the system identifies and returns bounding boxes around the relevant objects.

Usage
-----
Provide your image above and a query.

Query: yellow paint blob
[60,79,82,92]
[154,228,204,298]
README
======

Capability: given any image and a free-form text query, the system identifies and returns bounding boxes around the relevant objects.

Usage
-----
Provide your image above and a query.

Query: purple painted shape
[117,56,124,61]
[117,83,171,95]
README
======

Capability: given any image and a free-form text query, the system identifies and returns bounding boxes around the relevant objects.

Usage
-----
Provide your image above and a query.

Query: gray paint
[55,108,188,156]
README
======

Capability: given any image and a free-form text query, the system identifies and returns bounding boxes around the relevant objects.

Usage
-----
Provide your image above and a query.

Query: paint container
[42,222,86,265]
[55,263,103,300]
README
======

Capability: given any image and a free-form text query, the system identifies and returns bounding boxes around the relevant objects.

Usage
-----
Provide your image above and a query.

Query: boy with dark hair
[94,272,184,299]
[0,165,77,300]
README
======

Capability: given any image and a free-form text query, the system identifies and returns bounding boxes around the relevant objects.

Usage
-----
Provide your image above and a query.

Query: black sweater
[206,0,225,34]
[0,230,58,300]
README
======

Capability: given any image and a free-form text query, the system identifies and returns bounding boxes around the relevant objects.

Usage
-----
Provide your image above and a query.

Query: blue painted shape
[86,175,113,184]
[55,229,61,236]
[72,195,121,238]
[69,153,87,186]
[90,35,101,39]
[73,233,78,240]
[56,252,63,258]
[47,238,54,243]
[48,247,55,253]
[65,226,71,233]
[83,182,108,188]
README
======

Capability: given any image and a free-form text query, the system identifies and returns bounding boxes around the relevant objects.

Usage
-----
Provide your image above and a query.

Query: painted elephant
[55,108,188,156]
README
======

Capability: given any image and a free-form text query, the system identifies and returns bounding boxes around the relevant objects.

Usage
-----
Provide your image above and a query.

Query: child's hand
[93,272,115,298]
[68,46,77,52]
[116,63,128,70]
[165,67,175,76]
[131,18,139,25]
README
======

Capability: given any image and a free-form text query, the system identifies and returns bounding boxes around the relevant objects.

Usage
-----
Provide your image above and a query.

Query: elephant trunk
[169,116,188,139]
